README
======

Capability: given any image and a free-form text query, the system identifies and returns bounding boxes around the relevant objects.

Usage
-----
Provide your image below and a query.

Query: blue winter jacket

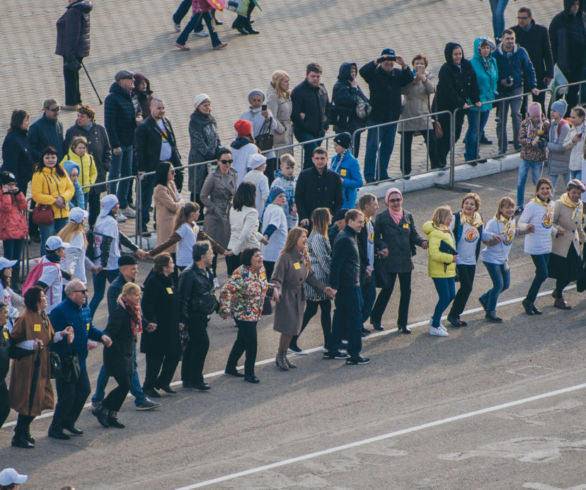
[62,160,85,209]
[469,38,499,112]
[330,150,363,209]
[492,43,537,95]
[49,297,105,371]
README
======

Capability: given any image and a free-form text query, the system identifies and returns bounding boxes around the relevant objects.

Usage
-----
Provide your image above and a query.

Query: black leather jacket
[177,265,219,323]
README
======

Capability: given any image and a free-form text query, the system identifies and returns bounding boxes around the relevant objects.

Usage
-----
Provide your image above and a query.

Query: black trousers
[14,413,34,437]
[370,271,412,327]
[436,110,465,168]
[226,320,258,376]
[182,316,209,385]
[226,254,241,276]
[50,368,91,431]
[400,129,439,174]
[88,187,101,228]
[0,380,10,428]
[292,299,331,348]
[263,260,275,280]
[63,56,83,106]
[143,349,180,391]
[102,374,132,412]
[448,264,476,319]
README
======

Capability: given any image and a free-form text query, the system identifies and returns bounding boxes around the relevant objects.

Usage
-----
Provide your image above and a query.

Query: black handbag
[256,118,274,151]
[50,351,63,380]
[61,351,81,383]
[374,256,389,289]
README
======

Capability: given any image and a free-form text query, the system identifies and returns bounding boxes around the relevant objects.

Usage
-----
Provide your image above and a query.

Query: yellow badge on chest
[3,331,8,340]
[340,169,347,177]
[166,287,173,294]
[33,324,41,332]
[293,262,301,270]
[402,223,409,229]
[260,272,266,280]
[87,323,90,331]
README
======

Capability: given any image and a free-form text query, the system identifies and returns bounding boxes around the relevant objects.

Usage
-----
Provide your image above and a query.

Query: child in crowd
[330,132,364,209]
[479,196,518,323]
[517,102,549,211]
[61,136,98,208]
[62,161,85,209]
[58,207,96,286]
[271,154,298,229]
[547,99,575,195]
[569,106,586,181]
[244,153,269,214]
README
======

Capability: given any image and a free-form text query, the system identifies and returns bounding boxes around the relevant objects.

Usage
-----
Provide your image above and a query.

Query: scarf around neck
[530,195,553,213]
[560,192,582,219]
[460,211,483,228]
[389,208,403,225]
[119,297,142,339]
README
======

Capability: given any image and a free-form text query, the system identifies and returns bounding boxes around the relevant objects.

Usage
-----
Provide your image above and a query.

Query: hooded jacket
[61,160,85,208]
[104,82,137,148]
[511,20,554,85]
[131,73,153,118]
[332,62,369,131]
[31,165,75,219]
[60,148,97,191]
[493,43,537,94]
[435,43,480,112]
[422,221,456,278]
[291,79,330,138]
[55,0,92,59]
[469,38,499,112]
[330,150,363,209]
[549,0,586,75]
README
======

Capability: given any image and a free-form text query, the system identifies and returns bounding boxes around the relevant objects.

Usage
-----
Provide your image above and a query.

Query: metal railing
[554,80,586,106]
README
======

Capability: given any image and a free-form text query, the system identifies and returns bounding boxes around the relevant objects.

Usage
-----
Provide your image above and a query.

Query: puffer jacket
[31,166,75,219]
[547,119,575,175]
[423,221,457,278]
[62,161,85,209]
[332,62,369,133]
[104,82,136,148]
[469,38,499,112]
[60,149,97,192]
[55,0,92,59]
[0,191,28,240]
[493,43,537,95]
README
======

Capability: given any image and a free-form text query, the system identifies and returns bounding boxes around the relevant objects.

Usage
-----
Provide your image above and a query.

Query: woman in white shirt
[58,207,97,286]
[261,187,288,279]
[227,182,268,275]
[518,178,554,315]
[244,153,269,214]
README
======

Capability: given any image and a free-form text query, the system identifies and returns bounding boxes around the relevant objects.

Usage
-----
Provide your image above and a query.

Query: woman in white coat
[261,187,288,279]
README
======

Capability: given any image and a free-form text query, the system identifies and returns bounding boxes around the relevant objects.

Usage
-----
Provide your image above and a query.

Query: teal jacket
[330,150,363,209]
[469,38,499,112]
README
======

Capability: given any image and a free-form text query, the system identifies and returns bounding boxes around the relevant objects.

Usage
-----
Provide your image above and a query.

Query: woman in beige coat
[266,70,293,158]
[398,53,439,175]
[549,179,586,309]
[272,227,335,370]
[154,162,183,252]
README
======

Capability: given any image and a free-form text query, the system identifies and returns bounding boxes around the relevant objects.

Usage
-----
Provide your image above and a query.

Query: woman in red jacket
[0,171,28,286]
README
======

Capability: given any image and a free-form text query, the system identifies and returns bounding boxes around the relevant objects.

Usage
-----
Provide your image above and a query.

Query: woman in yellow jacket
[60,136,98,196]
[31,146,75,253]
[423,205,458,337]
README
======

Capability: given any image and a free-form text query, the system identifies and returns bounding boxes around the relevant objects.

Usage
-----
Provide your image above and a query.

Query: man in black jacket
[328,210,369,365]
[295,147,343,229]
[357,193,379,334]
[134,98,182,235]
[511,6,554,114]
[177,242,218,391]
[360,49,413,182]
[291,62,330,169]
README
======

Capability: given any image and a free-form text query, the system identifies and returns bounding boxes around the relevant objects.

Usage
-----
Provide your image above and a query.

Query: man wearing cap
[37,236,72,314]
[0,468,27,488]
[134,98,183,236]
[291,62,330,170]
[243,153,269,213]
[55,0,93,111]
[104,70,137,221]
[330,132,363,209]
[48,279,111,440]
[360,49,413,182]
[28,99,65,163]
[295,147,343,229]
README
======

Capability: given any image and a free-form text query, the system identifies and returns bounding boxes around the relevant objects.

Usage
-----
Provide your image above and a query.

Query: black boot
[243,17,259,34]
[232,16,248,35]
[107,410,125,429]
[92,403,110,428]
[12,425,34,449]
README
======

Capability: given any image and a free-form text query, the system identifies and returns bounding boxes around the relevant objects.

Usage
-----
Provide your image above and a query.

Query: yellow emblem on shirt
[166,287,173,294]
[340,169,347,176]
[33,324,41,332]
[87,323,90,331]
[3,331,8,340]
[260,271,266,280]
[293,262,301,270]
[402,223,409,229]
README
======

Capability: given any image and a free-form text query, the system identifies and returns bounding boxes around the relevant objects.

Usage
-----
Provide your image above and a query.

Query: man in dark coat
[28,99,65,162]
[48,280,111,439]
[549,0,586,114]
[134,98,182,234]
[64,104,111,227]
[104,70,137,219]
[291,62,330,169]
[55,0,92,109]
[294,147,343,228]
[357,193,379,335]
[359,49,413,182]
[511,6,554,114]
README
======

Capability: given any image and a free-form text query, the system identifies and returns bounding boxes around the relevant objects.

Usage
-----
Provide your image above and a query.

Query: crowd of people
[0,0,586,454]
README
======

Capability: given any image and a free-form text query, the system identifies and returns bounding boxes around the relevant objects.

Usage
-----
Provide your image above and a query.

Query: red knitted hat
[234,119,253,137]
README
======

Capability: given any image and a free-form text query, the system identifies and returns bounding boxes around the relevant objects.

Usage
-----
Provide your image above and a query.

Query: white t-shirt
[261,204,288,262]
[38,258,63,314]
[519,201,553,255]
[450,216,480,266]
[94,215,120,271]
[176,222,198,268]
[63,232,88,285]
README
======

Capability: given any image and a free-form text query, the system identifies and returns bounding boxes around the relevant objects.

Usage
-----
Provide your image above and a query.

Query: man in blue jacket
[330,132,363,209]
[493,29,539,155]
[48,279,111,439]
[328,209,369,365]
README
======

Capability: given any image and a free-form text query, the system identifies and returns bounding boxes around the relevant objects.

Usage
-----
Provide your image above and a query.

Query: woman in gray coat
[272,227,335,370]
[189,94,221,205]
[266,70,293,159]
[200,148,238,249]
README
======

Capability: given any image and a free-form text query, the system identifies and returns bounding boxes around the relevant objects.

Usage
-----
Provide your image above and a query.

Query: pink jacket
[192,0,212,13]
[0,191,28,240]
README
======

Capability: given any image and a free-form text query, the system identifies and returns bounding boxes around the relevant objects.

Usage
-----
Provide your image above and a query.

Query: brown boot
[554,297,571,310]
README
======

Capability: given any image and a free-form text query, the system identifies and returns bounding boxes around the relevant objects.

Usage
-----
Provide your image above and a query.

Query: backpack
[22,259,57,294]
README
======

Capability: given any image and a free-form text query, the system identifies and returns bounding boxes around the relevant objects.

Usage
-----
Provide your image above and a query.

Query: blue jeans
[496,87,523,154]
[39,217,68,255]
[526,253,549,303]
[295,131,323,170]
[330,286,363,357]
[489,0,510,40]
[464,110,490,161]
[361,276,376,324]
[108,146,133,208]
[431,277,456,327]
[364,120,397,182]
[176,12,221,47]
[480,261,510,311]
[549,172,570,196]
[172,0,191,24]
[570,170,581,180]
[517,160,543,206]
[140,174,157,230]
[89,269,118,317]
[92,349,146,406]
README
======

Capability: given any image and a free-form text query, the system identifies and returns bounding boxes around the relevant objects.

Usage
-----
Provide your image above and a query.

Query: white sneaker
[173,22,181,32]
[121,207,136,218]
[196,31,209,37]
[429,326,448,337]
[117,212,128,223]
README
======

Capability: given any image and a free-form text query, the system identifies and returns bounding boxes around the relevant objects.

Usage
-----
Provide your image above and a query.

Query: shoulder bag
[256,118,274,151]
[32,175,55,225]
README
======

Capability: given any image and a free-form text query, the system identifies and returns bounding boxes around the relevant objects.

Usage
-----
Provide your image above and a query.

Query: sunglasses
[73,289,88,294]
[220,159,233,164]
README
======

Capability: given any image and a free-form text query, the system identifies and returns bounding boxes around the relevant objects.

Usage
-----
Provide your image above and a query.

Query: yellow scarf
[494,214,514,241]
[559,192,582,219]
[460,211,482,228]
[494,214,509,224]
[530,195,553,218]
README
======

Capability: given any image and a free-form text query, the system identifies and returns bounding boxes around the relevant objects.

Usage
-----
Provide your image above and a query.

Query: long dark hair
[8,109,29,133]
[33,146,66,177]
[232,182,256,211]
[155,161,173,187]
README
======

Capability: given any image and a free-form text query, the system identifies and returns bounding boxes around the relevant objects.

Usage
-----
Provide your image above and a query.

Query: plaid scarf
[119,297,142,339]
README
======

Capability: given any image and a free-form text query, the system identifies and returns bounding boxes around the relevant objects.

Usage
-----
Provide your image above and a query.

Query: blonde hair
[461,192,481,211]
[279,153,296,168]
[119,282,141,302]
[70,135,88,151]
[58,222,87,248]
[495,196,515,219]
[271,70,291,99]
[281,227,310,268]
[310,208,331,238]
[431,206,452,227]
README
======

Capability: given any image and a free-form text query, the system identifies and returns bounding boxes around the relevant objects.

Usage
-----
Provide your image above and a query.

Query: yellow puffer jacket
[31,166,75,219]
[422,221,457,278]
[60,151,97,193]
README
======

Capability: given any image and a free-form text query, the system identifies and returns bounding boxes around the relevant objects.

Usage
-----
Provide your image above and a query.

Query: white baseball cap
[0,258,17,272]
[248,153,267,170]
[0,468,28,485]
[69,207,88,224]
[99,194,119,218]
[45,236,70,252]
